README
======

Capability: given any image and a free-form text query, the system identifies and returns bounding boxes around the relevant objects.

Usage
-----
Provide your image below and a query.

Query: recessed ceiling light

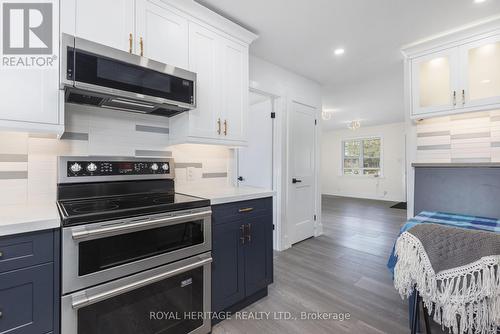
[334,48,345,56]
[474,0,487,3]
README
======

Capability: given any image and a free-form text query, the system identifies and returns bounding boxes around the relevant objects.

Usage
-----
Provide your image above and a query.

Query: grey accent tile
[136,125,169,134]
[60,132,89,141]
[491,142,500,148]
[0,171,28,179]
[450,112,490,121]
[135,150,172,157]
[451,158,491,163]
[417,144,451,151]
[491,116,500,122]
[175,162,203,168]
[28,133,57,139]
[450,132,490,140]
[417,131,451,138]
[0,154,28,162]
[202,172,228,178]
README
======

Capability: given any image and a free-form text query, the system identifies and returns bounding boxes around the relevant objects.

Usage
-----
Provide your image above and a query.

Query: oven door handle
[71,210,212,240]
[71,256,212,309]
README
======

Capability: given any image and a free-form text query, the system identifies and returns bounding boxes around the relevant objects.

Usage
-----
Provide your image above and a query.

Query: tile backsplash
[416,110,500,163]
[0,104,233,205]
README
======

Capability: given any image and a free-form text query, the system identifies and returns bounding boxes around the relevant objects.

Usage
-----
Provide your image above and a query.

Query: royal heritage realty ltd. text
[150,311,352,322]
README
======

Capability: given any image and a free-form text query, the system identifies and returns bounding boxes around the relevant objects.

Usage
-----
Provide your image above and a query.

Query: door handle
[453,91,457,106]
[462,89,466,106]
[223,120,228,136]
[292,178,302,184]
[217,118,221,135]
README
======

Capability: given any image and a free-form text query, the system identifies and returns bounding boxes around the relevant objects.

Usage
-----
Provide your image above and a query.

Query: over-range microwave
[61,33,197,117]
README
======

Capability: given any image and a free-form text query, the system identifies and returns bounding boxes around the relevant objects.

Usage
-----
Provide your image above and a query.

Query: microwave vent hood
[61,34,197,118]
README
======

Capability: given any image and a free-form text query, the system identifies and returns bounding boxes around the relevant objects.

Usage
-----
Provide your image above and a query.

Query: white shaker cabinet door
[136,0,189,69]
[75,0,135,53]
[188,22,221,140]
[220,39,248,143]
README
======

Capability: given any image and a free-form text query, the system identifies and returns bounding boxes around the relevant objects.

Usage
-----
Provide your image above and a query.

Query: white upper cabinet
[169,22,250,145]
[405,19,500,119]
[187,22,221,139]
[0,0,63,135]
[411,49,460,116]
[460,34,500,109]
[69,0,256,146]
[220,39,248,142]
[75,0,135,53]
[136,0,189,69]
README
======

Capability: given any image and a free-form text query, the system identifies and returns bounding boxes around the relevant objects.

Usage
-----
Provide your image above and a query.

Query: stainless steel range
[57,156,212,334]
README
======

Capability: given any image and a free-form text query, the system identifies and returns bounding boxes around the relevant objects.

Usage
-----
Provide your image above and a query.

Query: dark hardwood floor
[213,195,444,333]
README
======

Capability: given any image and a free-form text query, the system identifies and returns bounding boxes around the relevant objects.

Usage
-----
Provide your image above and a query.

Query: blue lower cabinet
[212,198,273,314]
[0,230,59,334]
[0,263,53,334]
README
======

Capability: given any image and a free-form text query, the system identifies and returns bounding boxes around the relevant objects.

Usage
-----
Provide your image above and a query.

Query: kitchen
[0,1,499,334]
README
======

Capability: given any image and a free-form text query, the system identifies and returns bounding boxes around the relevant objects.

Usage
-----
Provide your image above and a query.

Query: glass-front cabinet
[409,32,500,118]
[460,35,500,109]
[411,49,459,116]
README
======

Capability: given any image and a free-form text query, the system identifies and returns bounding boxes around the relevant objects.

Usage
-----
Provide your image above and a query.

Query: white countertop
[177,185,275,205]
[0,202,60,237]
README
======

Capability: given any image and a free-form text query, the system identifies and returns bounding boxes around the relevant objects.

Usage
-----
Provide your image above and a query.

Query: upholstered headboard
[414,165,500,219]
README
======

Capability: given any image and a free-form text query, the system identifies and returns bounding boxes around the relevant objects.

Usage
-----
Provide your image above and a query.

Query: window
[342,138,381,176]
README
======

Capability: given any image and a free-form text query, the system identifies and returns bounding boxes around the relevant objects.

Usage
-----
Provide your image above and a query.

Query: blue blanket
[388,211,500,274]
[387,211,500,332]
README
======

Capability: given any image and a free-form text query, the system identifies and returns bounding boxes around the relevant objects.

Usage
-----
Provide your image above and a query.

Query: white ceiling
[195,0,500,129]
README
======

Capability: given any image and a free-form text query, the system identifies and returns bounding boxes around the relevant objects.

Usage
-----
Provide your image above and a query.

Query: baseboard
[322,192,405,203]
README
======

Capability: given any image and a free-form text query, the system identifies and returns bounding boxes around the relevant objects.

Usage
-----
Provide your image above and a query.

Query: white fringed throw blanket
[394,224,500,334]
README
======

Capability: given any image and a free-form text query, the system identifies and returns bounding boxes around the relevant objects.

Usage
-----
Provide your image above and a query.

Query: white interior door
[289,101,316,245]
[237,92,273,189]
[75,0,135,53]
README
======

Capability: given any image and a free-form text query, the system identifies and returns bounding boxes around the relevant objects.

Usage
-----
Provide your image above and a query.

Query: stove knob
[87,163,97,172]
[162,163,169,172]
[70,163,82,173]
[151,163,159,171]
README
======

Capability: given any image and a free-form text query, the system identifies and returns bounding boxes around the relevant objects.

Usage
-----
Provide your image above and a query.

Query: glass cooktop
[58,192,210,226]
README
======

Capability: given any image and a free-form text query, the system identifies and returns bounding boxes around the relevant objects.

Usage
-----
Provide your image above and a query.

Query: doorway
[236,91,274,189]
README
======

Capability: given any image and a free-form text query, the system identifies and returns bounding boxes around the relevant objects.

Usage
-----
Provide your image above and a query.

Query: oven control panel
[67,160,171,177]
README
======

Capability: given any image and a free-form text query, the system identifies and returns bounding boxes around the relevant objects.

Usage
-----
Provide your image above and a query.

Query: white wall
[0,105,232,206]
[249,55,322,251]
[321,122,406,202]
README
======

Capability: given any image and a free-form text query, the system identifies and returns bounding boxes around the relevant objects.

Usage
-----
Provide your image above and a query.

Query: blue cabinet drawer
[0,263,54,334]
[0,231,54,274]
[212,198,272,225]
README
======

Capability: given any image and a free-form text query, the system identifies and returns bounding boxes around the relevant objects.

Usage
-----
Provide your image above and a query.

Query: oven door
[62,252,212,334]
[62,207,211,294]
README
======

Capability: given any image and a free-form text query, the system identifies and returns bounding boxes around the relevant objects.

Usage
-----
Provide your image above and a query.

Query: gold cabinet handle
[129,33,133,53]
[238,207,254,213]
[140,37,144,57]
[223,120,228,136]
[217,118,221,135]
